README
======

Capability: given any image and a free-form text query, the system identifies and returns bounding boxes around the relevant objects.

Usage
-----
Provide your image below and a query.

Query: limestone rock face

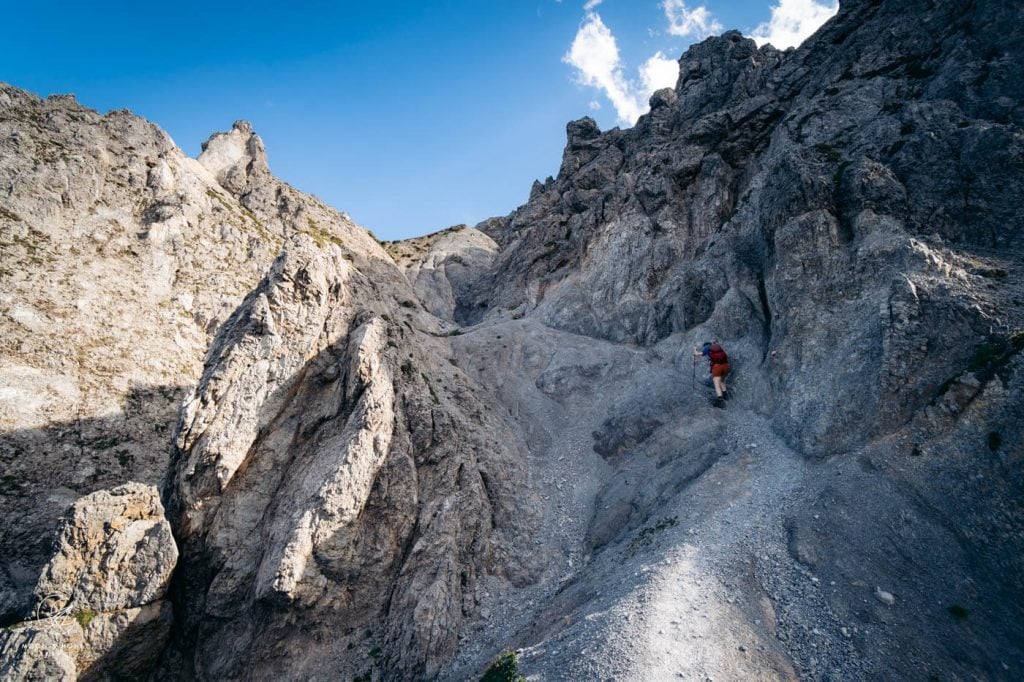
[197,120,271,196]
[464,0,1024,455]
[0,483,176,680]
[32,483,177,615]
[385,225,498,321]
[0,602,173,681]
[0,86,287,624]
[166,235,538,680]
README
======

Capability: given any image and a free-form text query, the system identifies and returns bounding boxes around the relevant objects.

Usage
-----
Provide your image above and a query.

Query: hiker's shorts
[711,363,730,378]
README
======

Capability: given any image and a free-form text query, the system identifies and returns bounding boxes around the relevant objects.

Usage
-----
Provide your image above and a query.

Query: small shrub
[75,609,96,628]
[628,516,679,552]
[481,651,524,682]
[368,646,381,658]
[948,604,969,620]
[304,217,343,248]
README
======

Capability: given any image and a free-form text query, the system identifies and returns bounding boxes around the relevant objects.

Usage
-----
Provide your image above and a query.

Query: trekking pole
[691,349,696,389]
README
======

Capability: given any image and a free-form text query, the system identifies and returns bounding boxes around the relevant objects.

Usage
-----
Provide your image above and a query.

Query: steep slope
[466,0,1023,455]
[0,88,541,681]
[425,0,1024,678]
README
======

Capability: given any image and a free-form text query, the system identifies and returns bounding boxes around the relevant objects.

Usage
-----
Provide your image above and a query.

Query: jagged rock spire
[198,120,271,196]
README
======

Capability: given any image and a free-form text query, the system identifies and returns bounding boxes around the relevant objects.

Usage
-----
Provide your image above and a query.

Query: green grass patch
[75,609,96,628]
[303,217,344,248]
[481,651,524,682]
[206,188,234,212]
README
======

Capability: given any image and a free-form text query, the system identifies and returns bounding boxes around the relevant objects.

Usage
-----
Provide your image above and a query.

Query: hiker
[694,341,730,407]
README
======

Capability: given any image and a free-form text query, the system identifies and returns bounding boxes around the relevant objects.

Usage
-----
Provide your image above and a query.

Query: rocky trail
[440,317,827,680]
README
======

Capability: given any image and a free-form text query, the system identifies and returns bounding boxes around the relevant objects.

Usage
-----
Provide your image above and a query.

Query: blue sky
[2,1,836,240]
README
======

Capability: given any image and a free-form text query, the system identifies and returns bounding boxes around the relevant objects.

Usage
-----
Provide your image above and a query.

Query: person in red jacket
[694,341,730,407]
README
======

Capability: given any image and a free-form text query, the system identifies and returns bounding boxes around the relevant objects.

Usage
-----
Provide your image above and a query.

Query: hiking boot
[711,396,725,409]
[722,390,731,400]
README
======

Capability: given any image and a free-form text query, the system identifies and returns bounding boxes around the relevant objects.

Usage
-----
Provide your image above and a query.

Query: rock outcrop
[0,87,289,624]
[165,235,538,680]
[0,483,176,680]
[384,225,498,321]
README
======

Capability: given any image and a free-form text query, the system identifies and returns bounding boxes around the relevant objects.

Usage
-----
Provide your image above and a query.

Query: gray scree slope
[1,0,1023,679]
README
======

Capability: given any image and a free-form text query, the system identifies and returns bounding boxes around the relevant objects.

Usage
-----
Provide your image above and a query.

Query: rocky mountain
[2,0,1023,679]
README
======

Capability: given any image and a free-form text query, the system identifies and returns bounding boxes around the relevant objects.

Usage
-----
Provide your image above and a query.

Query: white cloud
[640,51,679,94]
[588,100,603,110]
[583,0,604,9]
[564,9,681,126]
[750,0,838,49]
[564,11,644,124]
[662,0,723,39]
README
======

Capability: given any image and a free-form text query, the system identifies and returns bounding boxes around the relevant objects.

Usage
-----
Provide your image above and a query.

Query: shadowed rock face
[2,0,1024,680]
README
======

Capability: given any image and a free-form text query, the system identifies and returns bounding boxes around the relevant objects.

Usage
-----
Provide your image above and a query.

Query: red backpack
[708,343,728,364]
